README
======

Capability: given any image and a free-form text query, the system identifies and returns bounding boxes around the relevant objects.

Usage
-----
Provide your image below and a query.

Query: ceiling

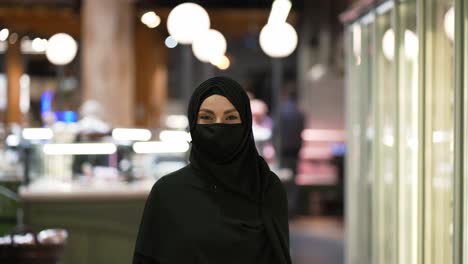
[0,0,307,10]
[0,0,79,8]
[136,0,305,10]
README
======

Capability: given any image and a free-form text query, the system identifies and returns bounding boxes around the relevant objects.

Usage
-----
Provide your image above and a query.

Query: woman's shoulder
[266,170,287,200]
[144,165,189,203]
[149,164,202,195]
[266,169,282,187]
[155,164,192,185]
[152,164,194,189]
[269,170,281,184]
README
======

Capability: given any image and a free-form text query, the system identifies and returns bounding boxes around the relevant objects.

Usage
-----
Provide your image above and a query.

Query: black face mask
[191,123,245,163]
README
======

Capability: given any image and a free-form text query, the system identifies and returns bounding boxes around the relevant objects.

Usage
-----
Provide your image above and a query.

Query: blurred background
[0,0,347,263]
[0,0,467,264]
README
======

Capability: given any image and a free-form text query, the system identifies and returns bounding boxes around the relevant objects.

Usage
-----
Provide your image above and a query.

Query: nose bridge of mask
[197,123,244,142]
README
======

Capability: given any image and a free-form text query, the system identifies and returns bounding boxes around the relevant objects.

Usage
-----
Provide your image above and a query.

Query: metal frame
[453,0,466,263]
[462,2,467,264]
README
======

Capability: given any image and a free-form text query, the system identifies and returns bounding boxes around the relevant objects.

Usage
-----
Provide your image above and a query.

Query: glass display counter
[342,0,461,263]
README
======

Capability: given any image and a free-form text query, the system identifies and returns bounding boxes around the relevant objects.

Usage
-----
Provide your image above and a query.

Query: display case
[342,0,460,263]
[374,4,397,264]
[397,1,421,264]
[420,0,455,263]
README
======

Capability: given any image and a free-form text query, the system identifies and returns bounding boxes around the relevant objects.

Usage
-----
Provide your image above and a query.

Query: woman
[133,76,292,264]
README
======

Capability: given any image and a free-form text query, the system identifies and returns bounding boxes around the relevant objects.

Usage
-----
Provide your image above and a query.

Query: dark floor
[289,216,344,264]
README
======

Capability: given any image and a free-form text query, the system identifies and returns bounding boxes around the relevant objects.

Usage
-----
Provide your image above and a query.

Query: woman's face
[197,95,242,124]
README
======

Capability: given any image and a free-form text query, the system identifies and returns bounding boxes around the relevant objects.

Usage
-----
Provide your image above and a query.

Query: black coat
[132,164,292,264]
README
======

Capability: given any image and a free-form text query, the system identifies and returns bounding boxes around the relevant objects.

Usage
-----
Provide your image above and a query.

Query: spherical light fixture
[210,55,230,70]
[46,33,78,65]
[167,3,210,44]
[141,11,161,28]
[192,29,227,63]
[444,6,454,42]
[352,25,361,58]
[32,38,48,52]
[0,28,9,42]
[268,0,292,25]
[165,36,178,48]
[404,30,418,61]
[382,29,394,61]
[259,22,297,58]
[382,29,418,61]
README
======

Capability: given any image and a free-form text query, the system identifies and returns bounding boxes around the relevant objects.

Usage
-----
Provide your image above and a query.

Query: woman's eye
[226,115,238,120]
[199,115,212,120]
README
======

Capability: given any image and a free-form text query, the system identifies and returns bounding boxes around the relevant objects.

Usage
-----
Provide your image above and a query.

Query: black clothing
[276,97,304,218]
[278,98,304,151]
[132,164,289,264]
[133,76,292,264]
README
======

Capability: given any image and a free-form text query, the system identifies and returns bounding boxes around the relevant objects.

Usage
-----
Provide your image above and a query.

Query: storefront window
[344,15,376,264]
[422,0,455,263]
[344,0,459,263]
[361,18,376,264]
[344,24,361,264]
[373,4,397,264]
[396,1,421,264]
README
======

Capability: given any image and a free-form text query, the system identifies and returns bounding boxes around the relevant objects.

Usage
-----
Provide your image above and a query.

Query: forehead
[199,94,237,111]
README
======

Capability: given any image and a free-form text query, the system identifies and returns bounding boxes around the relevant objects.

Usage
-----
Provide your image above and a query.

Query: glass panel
[344,15,375,264]
[344,25,361,264]
[374,7,398,264]
[396,1,421,264]
[360,18,376,264]
[345,1,461,263]
[422,0,455,263]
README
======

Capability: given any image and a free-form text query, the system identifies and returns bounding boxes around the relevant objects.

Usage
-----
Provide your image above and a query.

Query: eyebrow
[199,108,239,114]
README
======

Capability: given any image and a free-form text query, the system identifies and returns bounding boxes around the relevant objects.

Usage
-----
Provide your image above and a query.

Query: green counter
[19,182,153,264]
[0,179,21,235]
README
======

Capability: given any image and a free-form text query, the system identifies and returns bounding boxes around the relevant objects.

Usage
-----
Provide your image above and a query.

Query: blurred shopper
[250,98,273,157]
[251,99,273,131]
[276,86,305,219]
[71,100,111,176]
[133,76,292,264]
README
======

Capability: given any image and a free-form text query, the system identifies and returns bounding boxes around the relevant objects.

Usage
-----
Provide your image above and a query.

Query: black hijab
[186,76,292,264]
[187,76,272,204]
